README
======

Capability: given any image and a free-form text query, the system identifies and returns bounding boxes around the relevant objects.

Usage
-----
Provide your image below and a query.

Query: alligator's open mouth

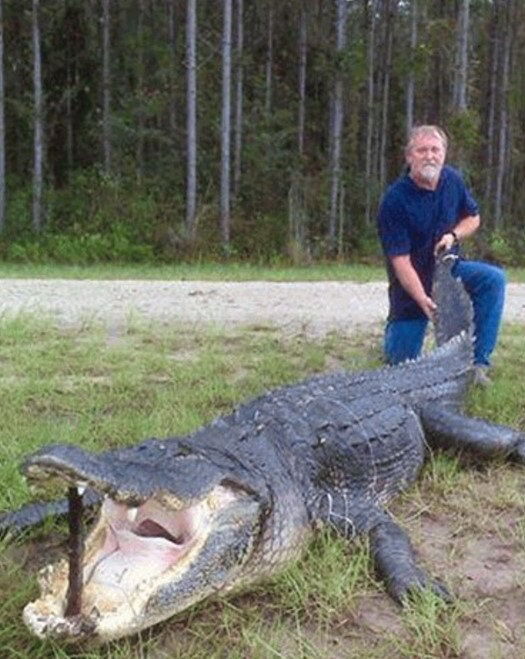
[23,482,245,642]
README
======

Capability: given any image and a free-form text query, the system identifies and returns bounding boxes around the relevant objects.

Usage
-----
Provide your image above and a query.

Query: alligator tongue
[64,487,84,617]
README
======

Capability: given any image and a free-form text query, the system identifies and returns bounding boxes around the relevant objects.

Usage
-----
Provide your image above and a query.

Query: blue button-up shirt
[377,165,479,319]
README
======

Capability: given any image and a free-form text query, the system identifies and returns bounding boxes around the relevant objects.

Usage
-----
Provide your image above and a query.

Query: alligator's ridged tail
[432,253,474,347]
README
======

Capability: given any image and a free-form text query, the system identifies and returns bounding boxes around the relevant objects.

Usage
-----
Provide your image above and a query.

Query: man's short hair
[405,125,448,154]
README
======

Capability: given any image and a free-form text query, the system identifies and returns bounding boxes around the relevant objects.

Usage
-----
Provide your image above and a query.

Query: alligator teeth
[76,482,87,495]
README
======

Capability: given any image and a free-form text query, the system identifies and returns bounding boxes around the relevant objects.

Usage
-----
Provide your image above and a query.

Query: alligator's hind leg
[370,516,451,604]
[320,492,450,604]
[420,402,525,462]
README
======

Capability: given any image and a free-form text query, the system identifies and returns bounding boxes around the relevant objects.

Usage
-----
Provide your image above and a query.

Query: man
[377,125,505,386]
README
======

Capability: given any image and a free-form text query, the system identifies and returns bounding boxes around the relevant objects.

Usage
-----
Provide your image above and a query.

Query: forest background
[0,0,523,267]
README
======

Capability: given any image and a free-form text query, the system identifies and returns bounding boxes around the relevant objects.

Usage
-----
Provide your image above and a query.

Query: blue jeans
[384,260,506,367]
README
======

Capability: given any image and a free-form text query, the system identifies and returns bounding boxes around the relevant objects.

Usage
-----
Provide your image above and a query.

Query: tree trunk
[297,4,307,158]
[265,3,273,116]
[327,0,348,251]
[503,0,518,216]
[405,0,417,136]
[233,0,244,199]
[102,0,112,174]
[0,0,5,232]
[220,0,233,251]
[185,0,198,238]
[379,0,395,192]
[32,0,44,233]
[65,63,74,173]
[452,0,469,111]
[167,0,178,144]
[288,5,309,258]
[428,1,445,123]
[364,0,377,227]
[337,180,345,257]
[483,0,499,213]
[136,0,145,181]
[493,1,511,229]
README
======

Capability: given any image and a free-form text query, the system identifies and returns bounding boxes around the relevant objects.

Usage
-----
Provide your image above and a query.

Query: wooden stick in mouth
[64,486,84,617]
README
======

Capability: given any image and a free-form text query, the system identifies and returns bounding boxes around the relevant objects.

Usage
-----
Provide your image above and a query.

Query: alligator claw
[390,570,453,606]
[512,439,525,465]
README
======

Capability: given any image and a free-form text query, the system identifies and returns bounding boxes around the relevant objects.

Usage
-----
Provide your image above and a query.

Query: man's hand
[390,254,438,320]
[434,215,481,256]
[418,294,437,320]
[434,232,456,255]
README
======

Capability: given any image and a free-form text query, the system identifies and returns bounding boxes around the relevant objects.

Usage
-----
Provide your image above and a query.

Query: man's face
[406,133,446,185]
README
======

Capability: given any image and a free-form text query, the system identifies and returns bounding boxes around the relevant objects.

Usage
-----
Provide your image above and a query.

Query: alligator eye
[134,519,183,544]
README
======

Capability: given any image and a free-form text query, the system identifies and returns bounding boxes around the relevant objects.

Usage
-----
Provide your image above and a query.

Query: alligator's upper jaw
[22,446,262,643]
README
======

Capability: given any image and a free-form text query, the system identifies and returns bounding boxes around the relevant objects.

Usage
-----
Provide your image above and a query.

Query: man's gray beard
[420,164,441,182]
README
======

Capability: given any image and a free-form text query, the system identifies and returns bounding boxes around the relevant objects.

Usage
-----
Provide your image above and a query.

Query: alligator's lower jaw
[22,566,152,644]
[22,557,178,644]
[23,605,98,643]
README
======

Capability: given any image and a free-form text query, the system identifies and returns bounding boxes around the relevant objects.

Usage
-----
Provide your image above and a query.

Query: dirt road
[1,279,524,335]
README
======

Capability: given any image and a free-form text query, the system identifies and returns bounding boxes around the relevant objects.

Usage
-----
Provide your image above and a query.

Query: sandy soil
[0,278,524,335]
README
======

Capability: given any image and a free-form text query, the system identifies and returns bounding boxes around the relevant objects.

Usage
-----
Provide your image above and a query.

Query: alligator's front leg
[420,402,525,462]
[370,517,451,604]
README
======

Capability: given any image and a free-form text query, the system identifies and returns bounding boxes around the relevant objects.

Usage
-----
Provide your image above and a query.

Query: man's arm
[434,214,480,254]
[391,214,480,320]
[390,254,437,320]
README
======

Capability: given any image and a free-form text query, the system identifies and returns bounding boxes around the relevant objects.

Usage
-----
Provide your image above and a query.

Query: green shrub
[481,229,525,267]
[4,224,153,264]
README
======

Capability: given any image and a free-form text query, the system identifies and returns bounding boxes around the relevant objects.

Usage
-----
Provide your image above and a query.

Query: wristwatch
[448,230,459,244]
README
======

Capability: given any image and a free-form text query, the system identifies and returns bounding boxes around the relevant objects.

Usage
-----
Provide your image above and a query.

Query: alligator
[2,253,525,644]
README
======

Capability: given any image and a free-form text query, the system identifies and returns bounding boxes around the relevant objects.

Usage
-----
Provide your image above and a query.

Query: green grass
[0,261,524,282]
[0,261,387,281]
[0,316,524,657]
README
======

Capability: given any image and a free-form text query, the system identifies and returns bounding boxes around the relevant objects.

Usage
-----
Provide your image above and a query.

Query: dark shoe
[473,366,492,387]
